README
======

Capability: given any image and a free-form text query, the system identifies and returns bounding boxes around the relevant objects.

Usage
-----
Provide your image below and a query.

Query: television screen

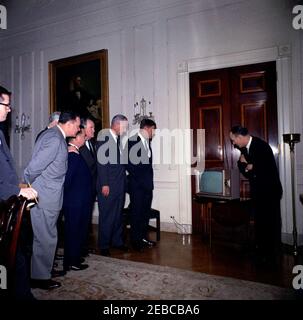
[199,170,223,194]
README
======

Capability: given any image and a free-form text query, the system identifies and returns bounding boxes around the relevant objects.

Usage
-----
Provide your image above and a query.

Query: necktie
[241,147,249,161]
[85,140,90,150]
[89,140,95,156]
[116,135,121,163]
[86,140,95,158]
[145,139,151,158]
[117,135,121,150]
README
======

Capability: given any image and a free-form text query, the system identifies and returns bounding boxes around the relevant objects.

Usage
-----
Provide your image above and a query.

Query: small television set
[195,168,240,200]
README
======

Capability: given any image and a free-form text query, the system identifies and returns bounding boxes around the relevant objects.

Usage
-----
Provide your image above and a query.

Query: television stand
[193,194,251,250]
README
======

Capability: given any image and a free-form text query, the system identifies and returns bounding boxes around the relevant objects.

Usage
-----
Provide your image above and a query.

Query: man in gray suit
[24,111,80,290]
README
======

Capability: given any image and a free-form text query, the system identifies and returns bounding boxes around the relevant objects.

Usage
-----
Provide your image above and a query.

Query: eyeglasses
[0,103,11,108]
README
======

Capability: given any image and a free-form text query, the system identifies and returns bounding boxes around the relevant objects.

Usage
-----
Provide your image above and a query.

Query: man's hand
[102,186,110,197]
[19,187,38,200]
[245,164,253,172]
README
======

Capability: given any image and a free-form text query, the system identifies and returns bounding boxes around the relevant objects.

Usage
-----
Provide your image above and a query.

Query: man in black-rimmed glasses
[0,89,11,144]
[0,102,11,107]
[0,85,38,300]
[0,85,37,201]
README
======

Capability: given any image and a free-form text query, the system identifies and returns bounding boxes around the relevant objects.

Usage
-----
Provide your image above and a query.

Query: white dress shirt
[138,132,151,158]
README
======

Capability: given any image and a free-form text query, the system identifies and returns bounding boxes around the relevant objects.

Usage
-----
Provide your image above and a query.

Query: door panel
[190,69,230,170]
[241,102,267,141]
[199,106,223,162]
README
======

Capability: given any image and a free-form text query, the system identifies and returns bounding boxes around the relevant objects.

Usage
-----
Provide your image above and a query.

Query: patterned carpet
[32,254,295,300]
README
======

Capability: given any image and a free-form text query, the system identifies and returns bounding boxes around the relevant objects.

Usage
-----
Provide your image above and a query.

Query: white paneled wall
[0,0,302,241]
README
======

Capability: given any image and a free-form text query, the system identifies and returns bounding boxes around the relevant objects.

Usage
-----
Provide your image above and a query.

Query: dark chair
[0,195,28,270]
[122,205,160,241]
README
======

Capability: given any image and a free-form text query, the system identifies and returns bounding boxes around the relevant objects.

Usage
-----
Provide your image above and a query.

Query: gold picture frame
[49,49,109,133]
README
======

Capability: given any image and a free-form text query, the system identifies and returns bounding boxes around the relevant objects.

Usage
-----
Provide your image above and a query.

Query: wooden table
[193,194,246,248]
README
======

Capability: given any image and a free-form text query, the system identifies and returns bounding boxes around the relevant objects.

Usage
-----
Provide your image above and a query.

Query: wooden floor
[87,226,303,289]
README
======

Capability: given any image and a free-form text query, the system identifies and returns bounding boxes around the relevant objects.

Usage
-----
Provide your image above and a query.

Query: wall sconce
[15,113,31,139]
[283,133,301,256]
[133,97,155,125]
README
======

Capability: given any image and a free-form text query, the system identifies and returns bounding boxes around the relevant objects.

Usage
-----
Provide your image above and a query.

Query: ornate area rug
[32,254,295,300]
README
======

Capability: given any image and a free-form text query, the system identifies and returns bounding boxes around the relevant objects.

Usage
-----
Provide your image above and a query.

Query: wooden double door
[190,61,278,235]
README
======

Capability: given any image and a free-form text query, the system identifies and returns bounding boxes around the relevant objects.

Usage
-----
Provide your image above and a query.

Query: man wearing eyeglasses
[0,85,38,300]
[0,85,38,202]
[0,88,11,145]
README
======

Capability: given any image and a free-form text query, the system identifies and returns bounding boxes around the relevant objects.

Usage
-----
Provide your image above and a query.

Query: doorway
[190,62,279,239]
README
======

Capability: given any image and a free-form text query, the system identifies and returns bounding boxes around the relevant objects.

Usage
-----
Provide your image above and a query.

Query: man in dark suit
[80,117,97,203]
[96,114,129,256]
[0,85,38,300]
[230,125,283,264]
[127,118,157,251]
[79,116,97,256]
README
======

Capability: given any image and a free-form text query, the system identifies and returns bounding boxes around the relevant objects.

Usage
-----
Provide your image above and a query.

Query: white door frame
[177,45,293,239]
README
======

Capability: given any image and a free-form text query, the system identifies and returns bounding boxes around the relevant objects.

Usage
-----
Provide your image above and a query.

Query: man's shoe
[142,238,156,248]
[69,263,89,271]
[51,269,66,278]
[114,245,129,252]
[100,249,111,256]
[30,279,61,290]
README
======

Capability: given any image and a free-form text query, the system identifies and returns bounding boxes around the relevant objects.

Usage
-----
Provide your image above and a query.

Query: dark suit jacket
[63,152,92,207]
[126,134,154,192]
[0,130,20,200]
[238,136,282,200]
[96,129,126,197]
[79,139,97,196]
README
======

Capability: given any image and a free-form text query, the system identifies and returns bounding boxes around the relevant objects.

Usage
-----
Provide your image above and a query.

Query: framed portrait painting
[49,49,109,133]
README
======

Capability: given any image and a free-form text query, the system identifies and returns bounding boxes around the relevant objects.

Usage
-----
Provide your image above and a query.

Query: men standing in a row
[96,114,129,256]
[0,85,38,300]
[127,119,157,251]
[230,125,283,265]
[79,117,97,256]
[24,111,80,290]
